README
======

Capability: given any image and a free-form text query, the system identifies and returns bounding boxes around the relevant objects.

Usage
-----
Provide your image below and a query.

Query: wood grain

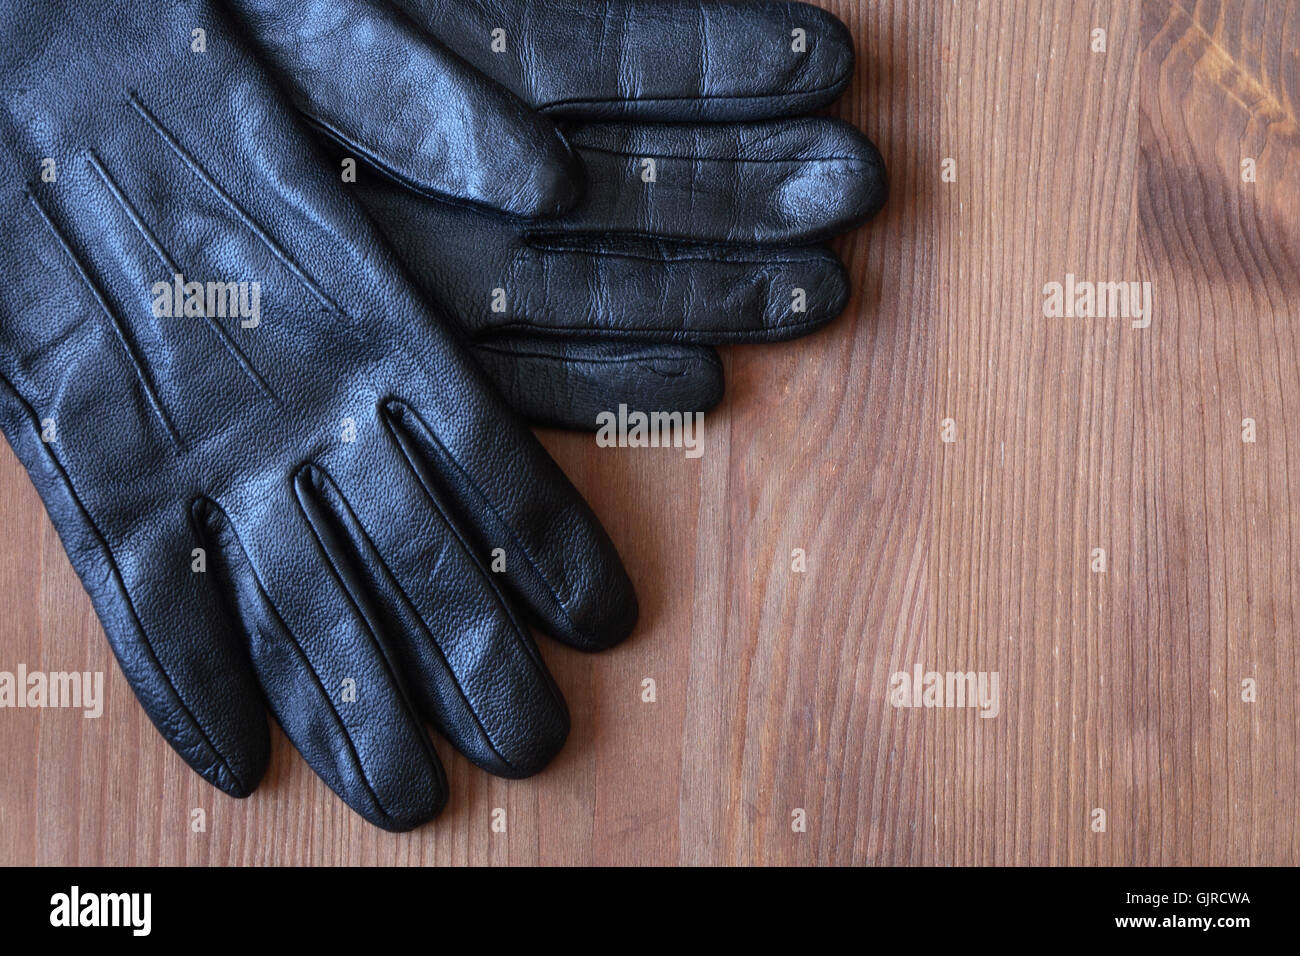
[1,0,1296,865]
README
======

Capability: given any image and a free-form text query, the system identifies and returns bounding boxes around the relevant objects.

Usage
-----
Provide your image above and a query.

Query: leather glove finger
[558,119,888,245]
[382,0,858,121]
[470,339,725,430]
[284,429,574,779]
[348,174,852,344]
[225,0,858,210]
[227,0,584,217]
[194,493,451,831]
[0,373,270,798]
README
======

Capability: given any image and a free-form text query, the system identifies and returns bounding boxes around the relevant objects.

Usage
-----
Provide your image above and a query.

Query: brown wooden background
[2,0,1297,866]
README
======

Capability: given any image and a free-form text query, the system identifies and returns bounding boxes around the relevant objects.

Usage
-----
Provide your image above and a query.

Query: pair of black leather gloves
[0,0,886,830]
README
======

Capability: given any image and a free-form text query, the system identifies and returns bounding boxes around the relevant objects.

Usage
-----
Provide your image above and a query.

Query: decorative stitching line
[25,189,184,450]
[126,92,340,315]
[85,152,281,408]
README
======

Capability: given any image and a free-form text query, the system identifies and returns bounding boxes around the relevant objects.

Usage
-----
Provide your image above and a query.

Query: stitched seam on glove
[128,93,342,315]
[533,75,851,112]
[384,402,586,635]
[222,499,416,829]
[473,342,716,376]
[24,190,185,449]
[311,461,549,777]
[572,144,880,166]
[520,240,832,266]
[486,315,832,340]
[83,151,284,409]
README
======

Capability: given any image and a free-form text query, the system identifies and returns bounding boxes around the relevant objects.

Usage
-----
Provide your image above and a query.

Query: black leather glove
[0,0,635,830]
[229,0,888,428]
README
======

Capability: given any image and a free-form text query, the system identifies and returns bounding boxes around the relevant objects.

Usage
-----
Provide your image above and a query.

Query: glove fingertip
[493,706,572,780]
[191,731,269,800]
[794,124,889,238]
[212,763,263,800]
[550,555,638,654]
[790,2,857,103]
[633,348,725,418]
[757,252,851,341]
[845,135,890,226]
[577,574,639,652]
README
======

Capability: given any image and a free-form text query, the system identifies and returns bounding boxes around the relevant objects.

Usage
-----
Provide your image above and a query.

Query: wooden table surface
[2,0,1297,866]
